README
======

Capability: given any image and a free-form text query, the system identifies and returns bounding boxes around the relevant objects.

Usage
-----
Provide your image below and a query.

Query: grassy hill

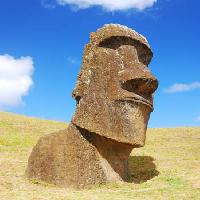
[0,112,199,200]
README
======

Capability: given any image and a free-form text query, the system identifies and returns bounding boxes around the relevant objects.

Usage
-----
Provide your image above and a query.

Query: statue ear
[72,86,83,104]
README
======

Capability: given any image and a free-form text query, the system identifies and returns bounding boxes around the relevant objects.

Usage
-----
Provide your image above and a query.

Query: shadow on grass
[128,156,159,183]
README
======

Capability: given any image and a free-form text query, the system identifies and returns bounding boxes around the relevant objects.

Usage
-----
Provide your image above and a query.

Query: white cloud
[67,56,80,64]
[41,0,56,9]
[165,82,200,93]
[197,116,200,122]
[56,0,157,11]
[0,54,34,110]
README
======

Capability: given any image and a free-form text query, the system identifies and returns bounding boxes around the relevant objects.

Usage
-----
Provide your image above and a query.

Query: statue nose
[121,76,158,96]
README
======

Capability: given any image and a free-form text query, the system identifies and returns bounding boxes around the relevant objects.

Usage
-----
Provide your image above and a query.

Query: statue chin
[125,104,151,147]
[72,100,151,147]
[111,101,151,147]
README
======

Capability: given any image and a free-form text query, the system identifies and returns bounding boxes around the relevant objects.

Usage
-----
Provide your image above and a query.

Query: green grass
[0,111,200,200]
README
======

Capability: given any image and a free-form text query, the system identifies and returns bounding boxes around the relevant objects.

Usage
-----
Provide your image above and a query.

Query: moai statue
[26,24,158,189]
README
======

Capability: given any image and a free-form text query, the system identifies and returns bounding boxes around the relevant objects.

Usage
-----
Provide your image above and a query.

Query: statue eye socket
[98,36,152,66]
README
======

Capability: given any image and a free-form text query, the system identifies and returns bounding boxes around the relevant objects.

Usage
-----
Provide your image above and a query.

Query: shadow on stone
[128,156,159,183]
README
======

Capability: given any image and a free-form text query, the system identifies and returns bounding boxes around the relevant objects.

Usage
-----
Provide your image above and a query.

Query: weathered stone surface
[72,24,158,146]
[26,124,133,189]
[26,24,158,189]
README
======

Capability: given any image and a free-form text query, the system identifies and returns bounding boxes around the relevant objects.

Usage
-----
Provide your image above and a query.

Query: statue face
[72,36,158,147]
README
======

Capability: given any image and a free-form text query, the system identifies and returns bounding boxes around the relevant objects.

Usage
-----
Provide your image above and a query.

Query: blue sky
[0,0,200,127]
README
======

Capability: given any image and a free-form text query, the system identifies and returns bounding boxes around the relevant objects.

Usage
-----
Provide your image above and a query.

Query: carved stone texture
[26,24,158,189]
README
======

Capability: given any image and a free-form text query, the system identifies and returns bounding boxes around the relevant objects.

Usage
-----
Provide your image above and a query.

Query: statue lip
[120,94,153,111]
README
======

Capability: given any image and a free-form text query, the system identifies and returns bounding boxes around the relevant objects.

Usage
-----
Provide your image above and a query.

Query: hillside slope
[0,112,199,200]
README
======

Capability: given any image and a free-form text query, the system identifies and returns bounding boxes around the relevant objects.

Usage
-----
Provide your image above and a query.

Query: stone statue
[26,24,158,189]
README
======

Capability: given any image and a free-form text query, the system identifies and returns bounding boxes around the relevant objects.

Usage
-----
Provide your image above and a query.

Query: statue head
[72,24,158,147]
